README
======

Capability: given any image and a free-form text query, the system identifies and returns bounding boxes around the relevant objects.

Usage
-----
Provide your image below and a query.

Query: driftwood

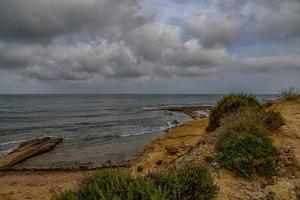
[0,137,63,170]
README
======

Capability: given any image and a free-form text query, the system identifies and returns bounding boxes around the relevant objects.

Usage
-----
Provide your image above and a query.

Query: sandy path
[0,170,85,200]
[270,97,300,166]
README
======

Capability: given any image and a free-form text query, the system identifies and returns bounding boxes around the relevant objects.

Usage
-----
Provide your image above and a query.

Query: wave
[0,139,25,146]
[140,104,215,111]
[119,124,173,138]
[82,134,120,142]
[140,106,159,111]
[0,139,25,156]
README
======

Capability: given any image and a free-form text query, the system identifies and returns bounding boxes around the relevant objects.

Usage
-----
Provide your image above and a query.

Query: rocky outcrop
[167,106,212,119]
[0,137,63,170]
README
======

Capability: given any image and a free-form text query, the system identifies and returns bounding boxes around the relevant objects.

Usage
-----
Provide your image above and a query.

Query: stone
[265,181,296,200]
[251,191,266,200]
[0,137,63,170]
[165,145,178,155]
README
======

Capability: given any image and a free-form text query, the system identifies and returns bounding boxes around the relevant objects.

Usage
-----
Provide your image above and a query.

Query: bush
[262,111,285,132]
[216,124,278,178]
[53,166,218,200]
[220,107,285,133]
[149,166,218,200]
[280,87,299,101]
[206,94,260,132]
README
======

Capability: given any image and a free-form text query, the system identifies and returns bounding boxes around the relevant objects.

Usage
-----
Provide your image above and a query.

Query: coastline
[0,105,212,171]
[1,98,300,200]
[0,118,205,200]
[0,106,210,200]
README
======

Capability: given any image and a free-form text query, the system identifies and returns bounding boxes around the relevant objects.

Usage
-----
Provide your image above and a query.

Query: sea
[0,94,278,169]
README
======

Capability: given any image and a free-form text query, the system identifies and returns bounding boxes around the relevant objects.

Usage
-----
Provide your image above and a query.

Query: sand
[1,98,300,200]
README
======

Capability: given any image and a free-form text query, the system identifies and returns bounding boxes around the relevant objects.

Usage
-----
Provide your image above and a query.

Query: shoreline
[0,105,212,172]
[0,114,206,200]
[2,98,299,200]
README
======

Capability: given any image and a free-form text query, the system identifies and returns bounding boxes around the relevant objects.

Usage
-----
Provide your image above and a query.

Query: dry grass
[280,87,299,101]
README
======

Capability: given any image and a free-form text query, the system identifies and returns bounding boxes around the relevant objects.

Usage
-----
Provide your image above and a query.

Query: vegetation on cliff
[53,166,218,200]
[211,94,285,177]
[206,94,260,132]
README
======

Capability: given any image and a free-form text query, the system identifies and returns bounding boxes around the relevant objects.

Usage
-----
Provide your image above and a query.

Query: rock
[249,191,266,200]
[171,119,179,125]
[165,145,178,155]
[265,181,296,200]
[0,137,63,170]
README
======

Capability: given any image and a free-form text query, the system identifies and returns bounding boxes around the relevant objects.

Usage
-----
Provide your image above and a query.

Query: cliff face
[133,97,300,200]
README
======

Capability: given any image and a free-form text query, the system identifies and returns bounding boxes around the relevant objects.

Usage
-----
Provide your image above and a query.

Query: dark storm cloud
[0,0,300,87]
[0,0,146,42]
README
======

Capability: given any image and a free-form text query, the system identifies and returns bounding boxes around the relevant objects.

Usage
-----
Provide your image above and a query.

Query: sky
[0,0,299,94]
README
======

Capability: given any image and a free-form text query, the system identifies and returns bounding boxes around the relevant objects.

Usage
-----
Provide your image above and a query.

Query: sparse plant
[216,123,278,178]
[148,165,219,200]
[262,111,285,132]
[280,87,299,101]
[53,166,218,200]
[206,94,260,132]
[221,107,285,133]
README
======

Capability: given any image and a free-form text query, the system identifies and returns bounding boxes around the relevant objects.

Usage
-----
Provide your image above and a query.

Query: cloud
[216,0,300,42]
[126,23,181,62]
[185,16,241,47]
[0,0,147,42]
[234,55,300,73]
[0,0,300,91]
[0,34,229,82]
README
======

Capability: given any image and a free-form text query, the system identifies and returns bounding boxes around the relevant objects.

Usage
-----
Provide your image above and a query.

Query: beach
[0,116,209,200]
[1,96,300,199]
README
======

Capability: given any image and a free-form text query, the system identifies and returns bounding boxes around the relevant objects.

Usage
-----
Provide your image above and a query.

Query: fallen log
[0,137,63,170]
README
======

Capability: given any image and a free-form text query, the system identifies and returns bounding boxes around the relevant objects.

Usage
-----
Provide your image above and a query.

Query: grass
[206,94,260,132]
[216,124,278,178]
[208,93,285,177]
[220,107,285,133]
[52,166,218,200]
[280,87,299,101]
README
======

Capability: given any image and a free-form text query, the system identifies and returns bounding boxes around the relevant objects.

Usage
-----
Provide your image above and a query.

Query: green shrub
[206,94,260,132]
[53,166,218,200]
[262,111,285,132]
[149,166,218,200]
[280,87,299,101]
[52,192,78,200]
[216,124,278,178]
[220,107,285,133]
